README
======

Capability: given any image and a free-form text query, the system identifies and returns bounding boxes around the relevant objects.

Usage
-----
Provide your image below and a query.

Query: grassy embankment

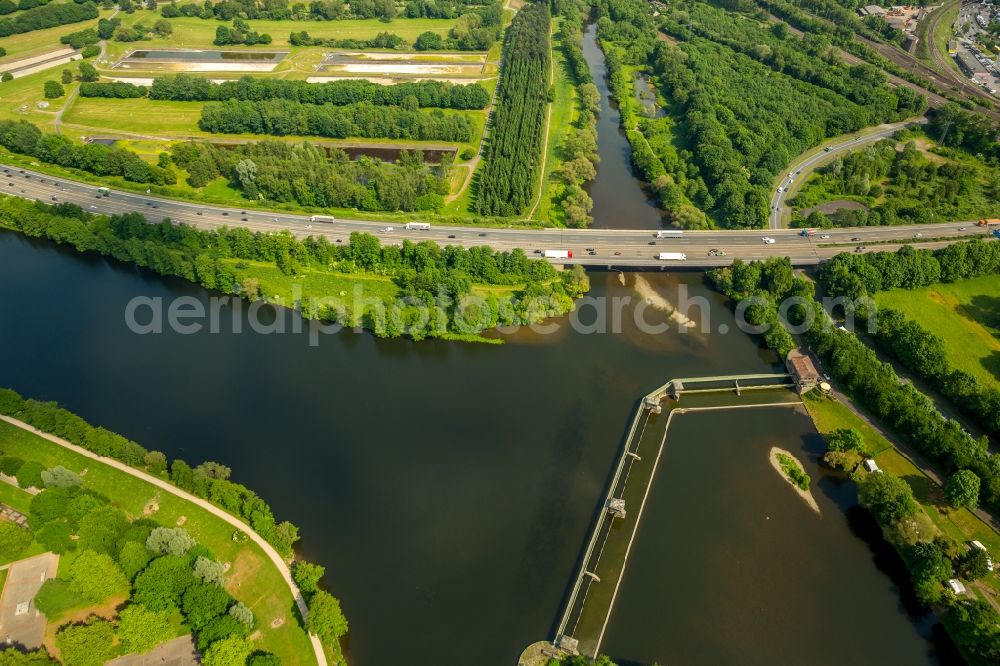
[0,8,116,64]
[0,419,316,663]
[873,275,1000,391]
[803,391,1000,603]
[531,16,577,224]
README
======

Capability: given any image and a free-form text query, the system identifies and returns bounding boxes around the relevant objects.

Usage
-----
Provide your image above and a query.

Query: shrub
[117,540,151,580]
[41,465,82,488]
[0,521,33,562]
[43,80,64,99]
[30,487,74,526]
[946,470,981,510]
[115,605,173,654]
[181,581,232,630]
[306,590,348,646]
[229,601,254,626]
[36,521,73,553]
[291,560,324,596]
[80,44,99,58]
[77,506,128,554]
[146,526,195,556]
[193,555,225,586]
[55,616,114,666]
[67,551,128,603]
[0,455,24,476]
[15,460,44,489]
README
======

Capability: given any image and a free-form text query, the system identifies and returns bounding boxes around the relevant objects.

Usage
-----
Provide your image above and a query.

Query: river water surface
[0,232,953,664]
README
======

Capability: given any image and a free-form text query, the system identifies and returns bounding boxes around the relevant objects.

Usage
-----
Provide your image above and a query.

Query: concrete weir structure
[520,374,798,662]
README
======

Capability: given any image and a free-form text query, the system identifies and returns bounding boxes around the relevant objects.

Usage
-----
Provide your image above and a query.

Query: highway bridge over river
[1,162,994,268]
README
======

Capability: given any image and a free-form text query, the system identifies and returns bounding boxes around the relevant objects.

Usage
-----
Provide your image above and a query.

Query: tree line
[172,140,451,211]
[0,119,175,185]
[288,28,407,49]
[0,196,589,340]
[0,0,96,37]
[475,2,551,216]
[198,98,474,142]
[81,74,491,110]
[708,252,1000,664]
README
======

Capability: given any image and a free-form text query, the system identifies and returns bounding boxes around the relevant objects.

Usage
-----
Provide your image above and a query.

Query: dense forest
[790,136,1000,227]
[594,0,926,228]
[81,75,490,110]
[171,140,451,211]
[0,196,589,340]
[0,0,96,36]
[475,2,550,216]
[198,99,474,142]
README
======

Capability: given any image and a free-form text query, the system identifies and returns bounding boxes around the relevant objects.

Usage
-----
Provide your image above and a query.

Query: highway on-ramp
[1,161,993,268]
[769,119,926,230]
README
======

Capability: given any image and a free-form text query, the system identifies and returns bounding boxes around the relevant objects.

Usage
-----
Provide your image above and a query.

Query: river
[0,231,954,664]
[582,24,666,231]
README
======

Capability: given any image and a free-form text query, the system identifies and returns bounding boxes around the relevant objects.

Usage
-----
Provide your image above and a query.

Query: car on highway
[855,245,866,252]
[820,234,831,239]
[824,147,832,152]
[587,250,597,256]
[913,232,922,238]
[50,195,57,201]
[959,226,966,231]
[613,251,622,256]
[648,241,657,245]
[381,227,394,232]
[777,187,784,193]
[241,217,248,221]
[708,249,726,257]
[761,236,776,244]
[196,211,203,215]
[478,232,487,237]
[447,234,456,239]
[851,236,861,241]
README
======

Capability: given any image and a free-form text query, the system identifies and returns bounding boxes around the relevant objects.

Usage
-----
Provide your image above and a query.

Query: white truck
[655,230,683,239]
[404,222,431,230]
[658,252,687,261]
[309,215,336,223]
[543,250,573,259]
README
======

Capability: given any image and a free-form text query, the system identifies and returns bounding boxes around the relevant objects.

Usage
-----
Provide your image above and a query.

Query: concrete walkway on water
[0,415,328,666]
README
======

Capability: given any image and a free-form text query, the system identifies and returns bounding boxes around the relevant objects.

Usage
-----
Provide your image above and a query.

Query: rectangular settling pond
[114,49,289,72]
[599,402,941,666]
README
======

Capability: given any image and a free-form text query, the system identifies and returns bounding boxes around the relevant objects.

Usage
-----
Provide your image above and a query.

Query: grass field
[102,13,460,62]
[0,478,33,514]
[533,16,576,224]
[63,97,206,135]
[874,275,1000,390]
[0,14,105,65]
[803,391,1000,596]
[0,65,80,126]
[0,419,317,664]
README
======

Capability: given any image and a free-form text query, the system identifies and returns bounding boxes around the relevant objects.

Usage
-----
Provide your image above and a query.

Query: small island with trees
[769,447,819,514]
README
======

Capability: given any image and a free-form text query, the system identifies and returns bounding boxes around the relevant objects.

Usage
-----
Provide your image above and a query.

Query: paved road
[2,161,994,268]
[0,414,328,666]
[769,119,925,230]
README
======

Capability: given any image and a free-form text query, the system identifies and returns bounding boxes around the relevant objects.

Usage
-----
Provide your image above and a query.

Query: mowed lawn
[0,16,102,64]
[103,14,460,60]
[874,275,1000,389]
[0,419,316,664]
[62,97,206,135]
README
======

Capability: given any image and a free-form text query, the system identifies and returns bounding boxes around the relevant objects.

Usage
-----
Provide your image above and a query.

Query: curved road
[1,161,994,268]
[769,119,926,230]
[0,415,328,666]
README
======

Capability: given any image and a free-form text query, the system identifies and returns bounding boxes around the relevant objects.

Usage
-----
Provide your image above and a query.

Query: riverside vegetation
[0,196,590,341]
[0,386,345,664]
[709,251,1000,664]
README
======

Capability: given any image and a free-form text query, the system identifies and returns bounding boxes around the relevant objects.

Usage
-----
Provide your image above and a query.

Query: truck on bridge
[543,250,573,259]
[799,228,816,237]
[309,215,336,223]
[404,222,431,230]
[658,252,687,261]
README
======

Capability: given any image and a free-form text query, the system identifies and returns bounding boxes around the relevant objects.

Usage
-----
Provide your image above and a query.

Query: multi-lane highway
[2,161,993,268]
[769,120,925,230]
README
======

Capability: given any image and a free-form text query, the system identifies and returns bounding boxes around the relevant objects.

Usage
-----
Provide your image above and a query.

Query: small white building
[947,578,967,595]
[863,459,881,474]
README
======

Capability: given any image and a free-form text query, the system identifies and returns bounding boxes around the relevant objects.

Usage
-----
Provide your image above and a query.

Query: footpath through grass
[0,419,316,663]
[874,275,1000,390]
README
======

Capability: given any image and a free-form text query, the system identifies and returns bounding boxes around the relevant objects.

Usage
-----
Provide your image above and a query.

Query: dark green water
[602,404,947,666]
[0,231,951,664]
